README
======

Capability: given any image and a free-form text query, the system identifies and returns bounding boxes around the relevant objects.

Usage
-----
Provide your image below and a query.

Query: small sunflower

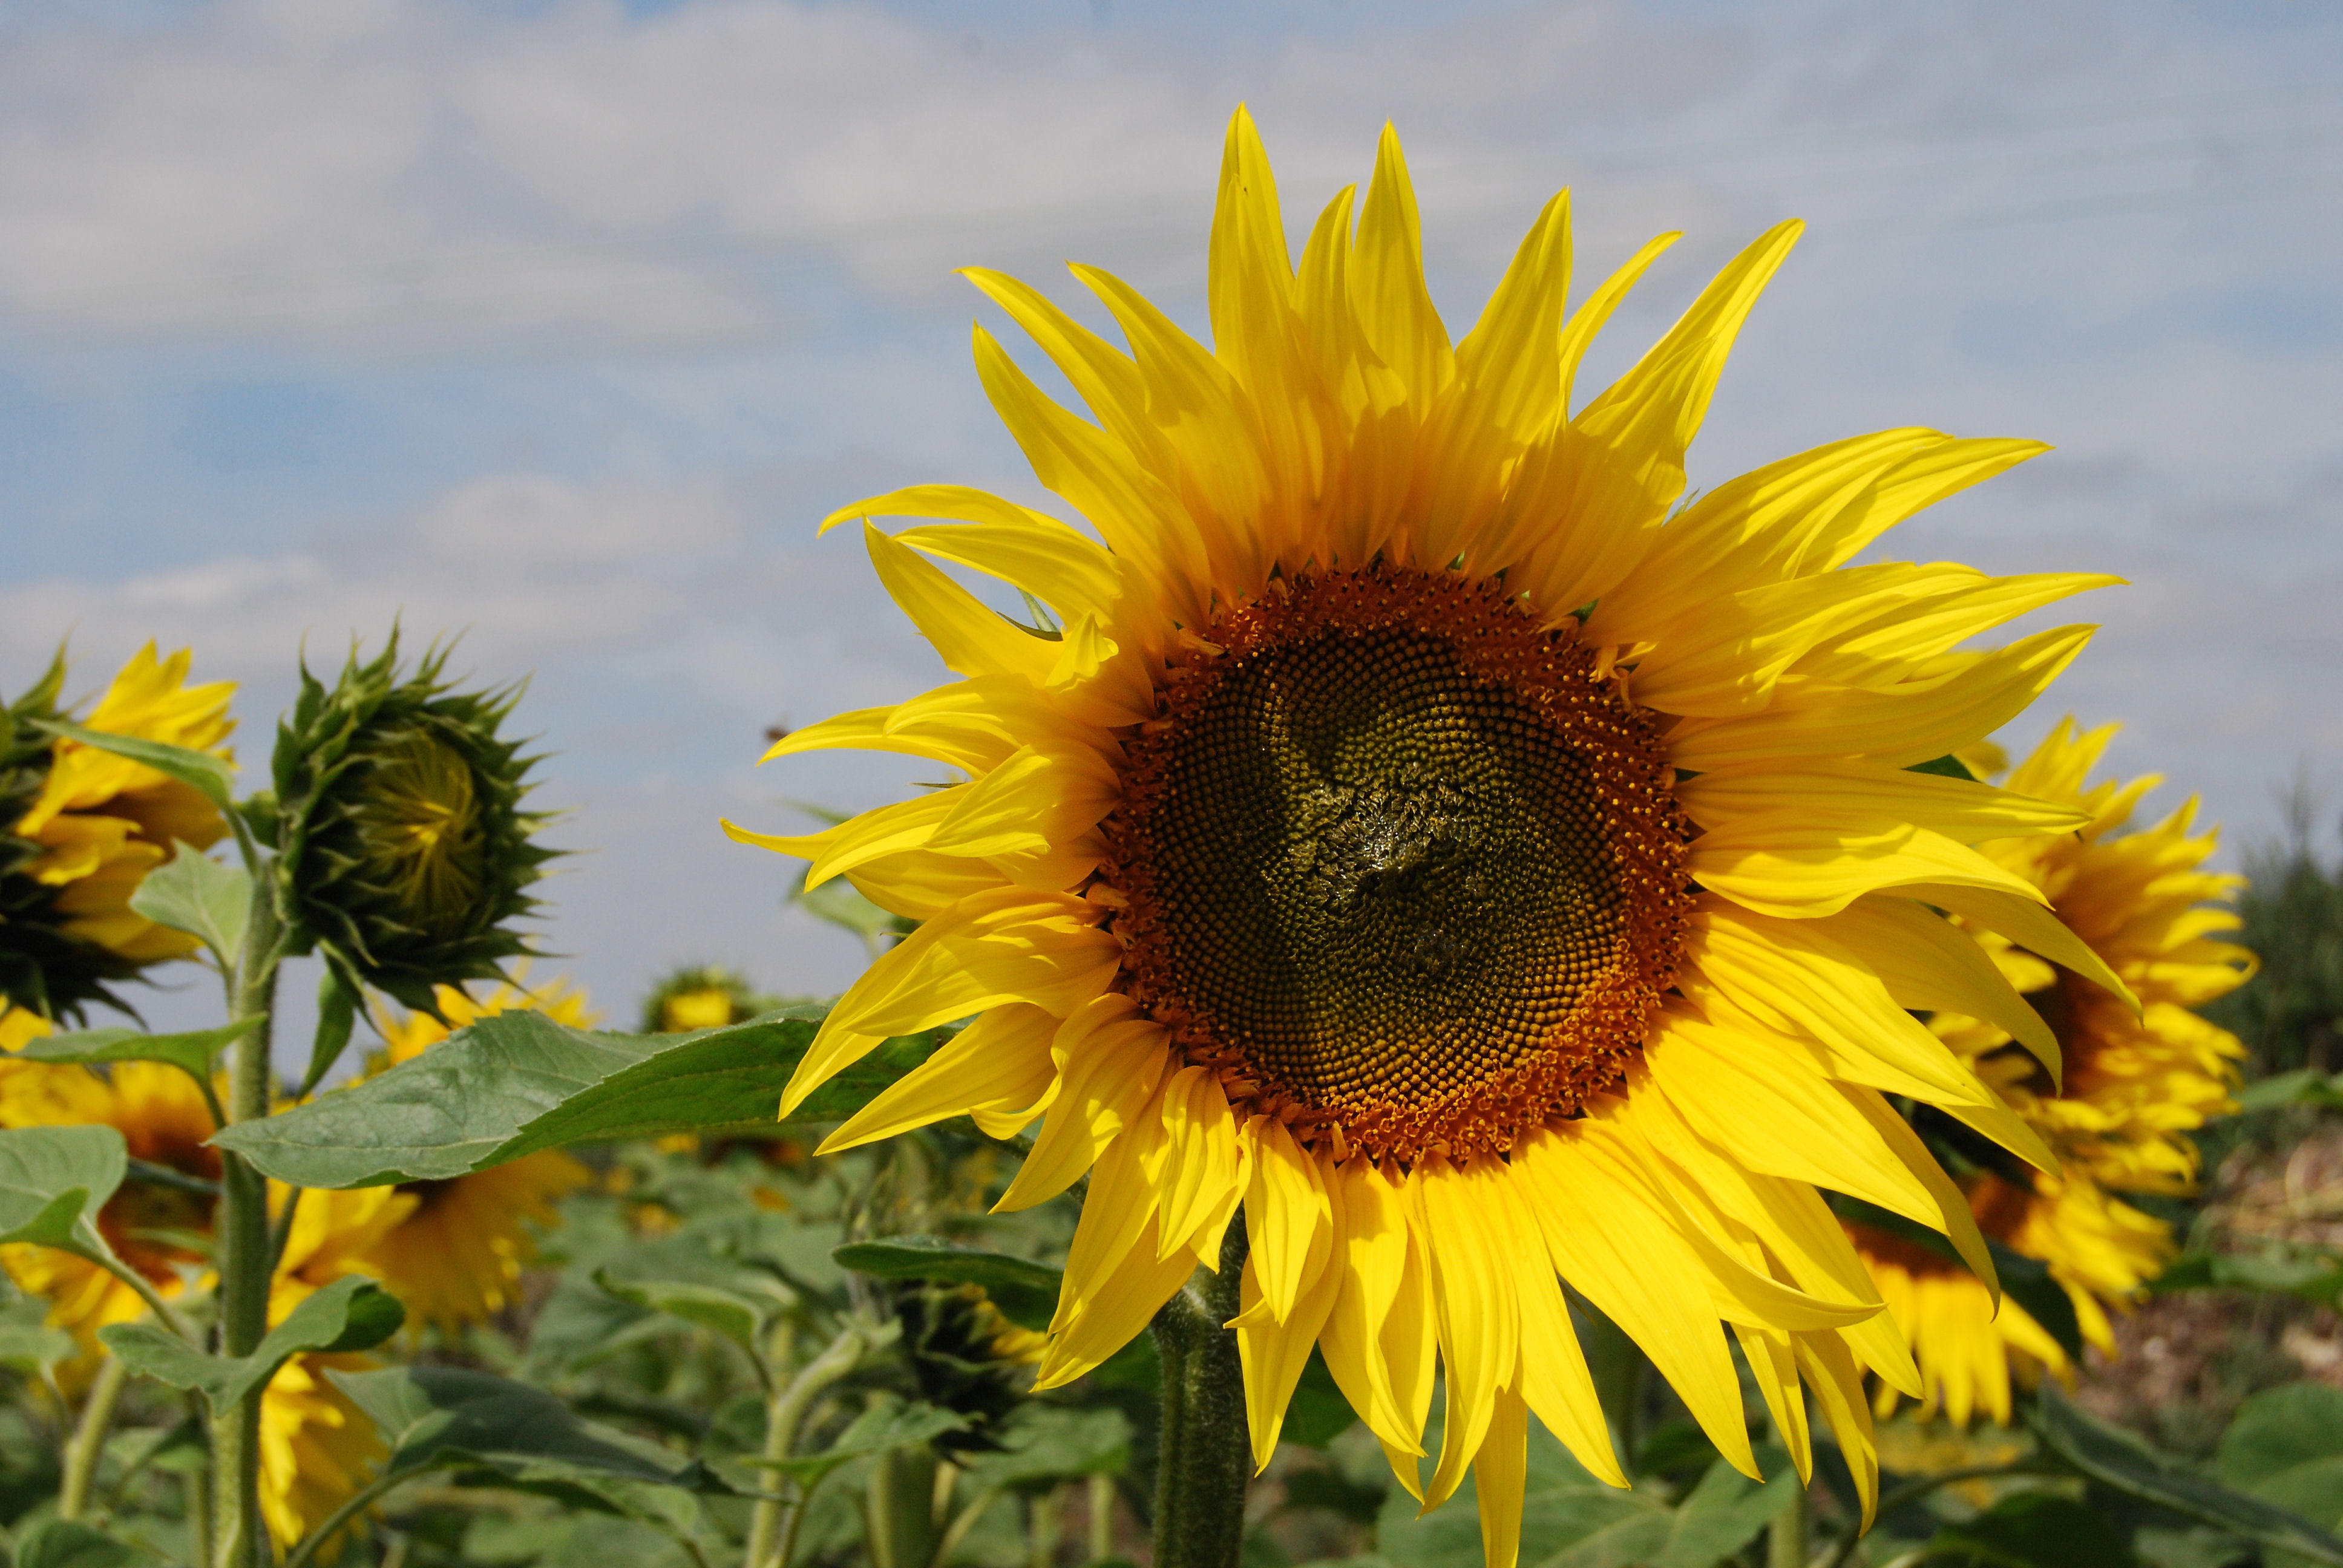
[732,109,2121,1561]
[1930,719,2252,1195]
[1,644,236,1021]
[895,1280,1050,1458]
[1850,1171,2172,1427]
[640,962,779,1033]
[360,974,593,1334]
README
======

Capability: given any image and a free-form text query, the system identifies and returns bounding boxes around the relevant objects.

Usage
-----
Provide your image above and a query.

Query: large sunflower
[730,109,2123,1561]
[1930,719,2251,1195]
[2,644,236,1019]
[360,973,594,1333]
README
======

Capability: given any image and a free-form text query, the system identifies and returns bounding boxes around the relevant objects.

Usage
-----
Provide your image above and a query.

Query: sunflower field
[2,111,2341,1568]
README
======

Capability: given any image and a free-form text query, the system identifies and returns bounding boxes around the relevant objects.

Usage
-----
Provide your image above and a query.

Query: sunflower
[1849,1170,2171,1427]
[2,644,236,1021]
[729,109,2122,1562]
[360,973,594,1334]
[261,1184,416,1555]
[0,1029,222,1379]
[1930,719,2252,1195]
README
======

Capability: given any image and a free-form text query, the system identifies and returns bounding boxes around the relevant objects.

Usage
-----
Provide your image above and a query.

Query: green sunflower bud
[892,1280,1046,1459]
[274,636,555,1013]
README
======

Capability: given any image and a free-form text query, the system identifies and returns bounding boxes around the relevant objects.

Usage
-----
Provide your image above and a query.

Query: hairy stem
[58,1352,129,1520]
[1150,1217,1251,1568]
[746,1321,868,1568]
[212,889,281,1568]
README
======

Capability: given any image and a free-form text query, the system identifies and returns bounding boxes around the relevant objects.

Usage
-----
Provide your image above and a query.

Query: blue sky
[2,0,2338,1052]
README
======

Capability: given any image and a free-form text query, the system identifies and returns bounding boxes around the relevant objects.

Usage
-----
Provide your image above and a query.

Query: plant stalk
[746,1321,867,1568]
[212,889,281,1568]
[1086,1472,1116,1563]
[1770,1463,1809,1568]
[58,1352,130,1520]
[1149,1217,1251,1568]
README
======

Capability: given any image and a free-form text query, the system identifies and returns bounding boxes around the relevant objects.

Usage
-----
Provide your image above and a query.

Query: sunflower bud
[893,1280,1047,1458]
[638,962,784,1033]
[274,636,553,1013]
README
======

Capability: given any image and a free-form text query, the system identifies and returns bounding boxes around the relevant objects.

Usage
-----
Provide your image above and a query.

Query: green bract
[273,636,555,1013]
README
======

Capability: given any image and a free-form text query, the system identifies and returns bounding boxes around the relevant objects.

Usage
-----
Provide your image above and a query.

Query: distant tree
[2210,773,2343,1075]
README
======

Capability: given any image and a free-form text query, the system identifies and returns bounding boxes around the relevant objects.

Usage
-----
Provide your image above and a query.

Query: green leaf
[297,962,359,1099]
[960,1404,1132,1491]
[2030,1387,2343,1567]
[330,1364,736,1494]
[592,1269,781,1355]
[125,845,252,967]
[100,1275,405,1411]
[211,1005,946,1189]
[1909,754,1980,782]
[2154,1247,2343,1309]
[2219,1385,2343,1553]
[10,1518,154,1568]
[35,719,237,811]
[1375,1408,1660,1568]
[1928,1491,2137,1568]
[1651,1451,1801,1568]
[749,1400,975,1481]
[831,1236,1063,1331]
[1280,1350,1357,1449]
[22,1019,258,1092]
[2234,1071,2343,1114]
[0,1315,76,1374]
[0,1123,128,1257]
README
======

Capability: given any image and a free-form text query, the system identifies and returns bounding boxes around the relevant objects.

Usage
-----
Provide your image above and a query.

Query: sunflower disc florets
[274,636,555,1014]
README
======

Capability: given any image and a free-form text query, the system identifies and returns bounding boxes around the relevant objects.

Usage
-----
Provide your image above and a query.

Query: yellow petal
[997,999,1173,1213]
[1818,897,2061,1086]
[1317,1159,1420,1455]
[1351,122,1454,417]
[1235,1174,1346,1474]
[818,1004,1057,1153]
[1242,1116,1333,1322]
[1412,1158,1520,1508]
[1673,761,2091,846]
[1156,1066,1244,1263]
[1688,814,2052,920]
[1474,1382,1531,1568]
[1558,230,1678,413]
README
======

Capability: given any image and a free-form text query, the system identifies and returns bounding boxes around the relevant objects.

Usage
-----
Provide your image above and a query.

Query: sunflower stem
[1769,1459,1809,1568]
[1150,1216,1251,1568]
[58,1351,129,1520]
[212,887,282,1568]
[747,1320,867,1568]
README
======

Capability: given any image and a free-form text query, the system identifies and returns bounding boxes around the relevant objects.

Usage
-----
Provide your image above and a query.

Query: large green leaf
[212,1007,945,1189]
[21,1019,258,1095]
[0,1123,128,1258]
[330,1364,735,1494]
[2218,1385,2343,1553]
[1928,1491,2137,1568]
[2031,1388,2343,1567]
[831,1236,1064,1331]
[125,845,252,969]
[960,1404,1133,1492]
[593,1269,784,1356]
[1650,1451,1800,1568]
[34,720,237,811]
[100,1275,404,1411]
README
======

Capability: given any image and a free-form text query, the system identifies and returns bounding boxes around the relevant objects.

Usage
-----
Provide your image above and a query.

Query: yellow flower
[1852,1169,2172,1427]
[260,1184,417,1556]
[664,987,737,1032]
[362,973,593,1333]
[0,1040,221,1379]
[1934,719,2252,1195]
[732,109,2115,1562]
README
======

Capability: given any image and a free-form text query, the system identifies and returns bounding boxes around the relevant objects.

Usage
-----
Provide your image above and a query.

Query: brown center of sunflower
[1104,567,1691,1163]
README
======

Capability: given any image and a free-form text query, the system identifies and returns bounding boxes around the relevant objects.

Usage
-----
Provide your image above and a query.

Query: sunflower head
[638,963,781,1033]
[274,636,555,1013]
[1,645,236,1023]
[891,1279,1047,1457]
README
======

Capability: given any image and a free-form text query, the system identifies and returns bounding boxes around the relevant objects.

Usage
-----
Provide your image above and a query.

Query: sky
[2,0,2338,1056]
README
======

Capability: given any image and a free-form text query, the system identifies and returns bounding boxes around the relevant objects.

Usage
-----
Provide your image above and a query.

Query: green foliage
[11,1518,153,1568]
[0,1124,126,1256]
[2208,789,2343,1075]
[212,1005,947,1187]
[19,1019,258,1102]
[101,1275,405,1412]
[1927,1492,2138,1568]
[833,1235,1064,1331]
[123,842,251,970]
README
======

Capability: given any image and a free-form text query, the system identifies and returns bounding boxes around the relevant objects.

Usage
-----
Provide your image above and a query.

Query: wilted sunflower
[732,109,2122,1560]
[360,974,593,1334]
[1930,719,2252,1195]
[0,1027,222,1377]
[1,644,236,1021]
[1849,1171,2171,1427]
